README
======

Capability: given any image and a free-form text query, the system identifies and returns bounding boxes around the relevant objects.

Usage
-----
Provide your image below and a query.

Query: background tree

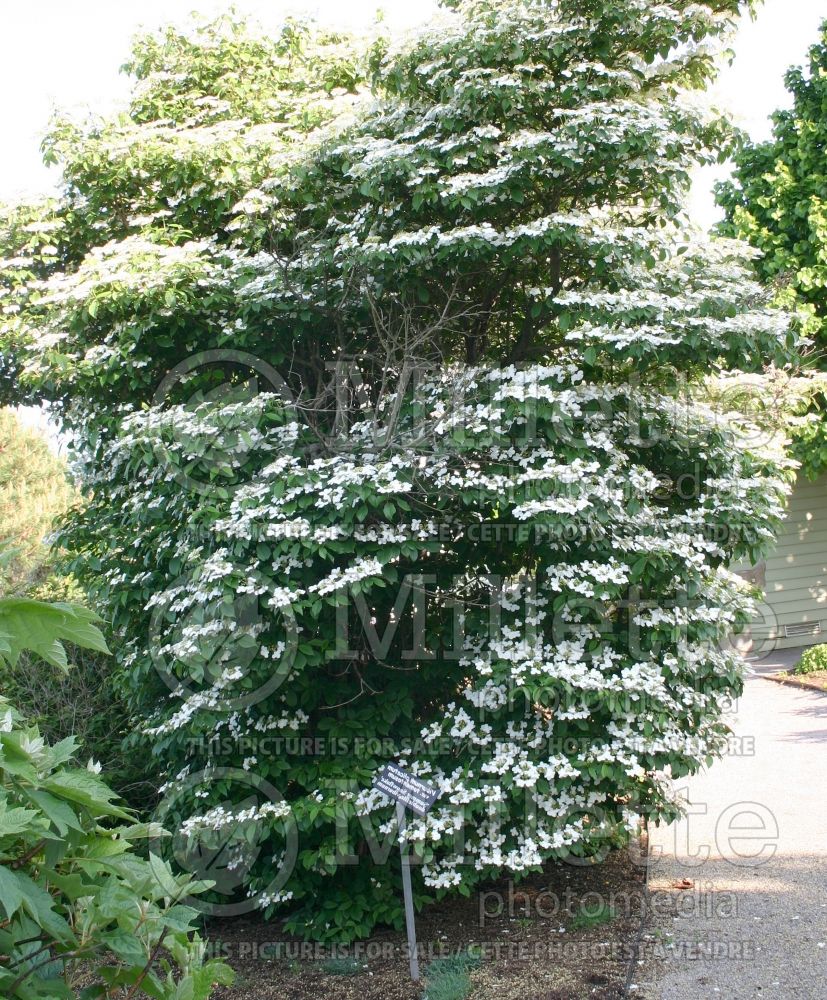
[717,18,827,475]
[0,0,795,942]
[0,409,72,593]
[0,410,148,800]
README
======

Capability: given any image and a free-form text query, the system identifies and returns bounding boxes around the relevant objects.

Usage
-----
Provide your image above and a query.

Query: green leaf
[148,852,184,898]
[0,866,25,918]
[100,929,149,965]
[0,799,40,837]
[15,870,75,944]
[24,790,84,837]
[41,770,132,819]
[0,598,109,672]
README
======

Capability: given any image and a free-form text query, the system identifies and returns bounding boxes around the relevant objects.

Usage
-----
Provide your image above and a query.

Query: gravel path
[636,672,827,999]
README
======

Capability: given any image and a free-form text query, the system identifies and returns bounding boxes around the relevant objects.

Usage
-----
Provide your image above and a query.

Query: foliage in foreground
[0,597,232,999]
[1,639,151,806]
[0,0,797,942]
[717,18,827,476]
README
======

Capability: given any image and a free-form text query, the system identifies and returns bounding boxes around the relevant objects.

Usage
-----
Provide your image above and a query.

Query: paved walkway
[637,671,827,999]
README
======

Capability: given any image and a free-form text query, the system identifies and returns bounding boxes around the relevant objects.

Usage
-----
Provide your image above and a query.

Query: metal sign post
[372,763,440,983]
[395,800,420,981]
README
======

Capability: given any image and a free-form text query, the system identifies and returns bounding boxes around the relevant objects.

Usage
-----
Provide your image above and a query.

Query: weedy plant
[795,644,827,676]
[570,903,617,930]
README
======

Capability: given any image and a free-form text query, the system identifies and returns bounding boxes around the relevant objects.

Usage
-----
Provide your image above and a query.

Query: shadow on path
[636,675,827,999]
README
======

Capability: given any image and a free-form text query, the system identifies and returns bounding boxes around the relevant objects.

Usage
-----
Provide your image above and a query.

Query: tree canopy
[2,0,784,425]
[0,409,73,593]
[717,18,827,475]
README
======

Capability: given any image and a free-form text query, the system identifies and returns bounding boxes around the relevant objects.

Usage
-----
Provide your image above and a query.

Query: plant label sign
[373,763,440,816]
[372,763,440,981]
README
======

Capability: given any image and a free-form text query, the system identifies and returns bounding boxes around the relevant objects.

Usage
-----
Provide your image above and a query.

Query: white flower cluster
[180,798,291,837]
[309,557,385,596]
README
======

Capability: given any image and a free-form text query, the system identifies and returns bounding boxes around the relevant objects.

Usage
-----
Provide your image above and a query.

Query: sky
[0,0,824,228]
[688,0,826,228]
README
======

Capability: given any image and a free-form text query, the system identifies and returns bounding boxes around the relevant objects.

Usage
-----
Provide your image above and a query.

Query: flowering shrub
[0,696,234,1000]
[0,0,797,942]
[56,364,789,938]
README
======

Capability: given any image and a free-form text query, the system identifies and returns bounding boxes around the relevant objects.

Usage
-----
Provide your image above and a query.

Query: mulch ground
[764,670,827,694]
[206,847,647,1000]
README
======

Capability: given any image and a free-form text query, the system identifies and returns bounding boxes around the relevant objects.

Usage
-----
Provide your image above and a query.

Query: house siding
[760,473,827,650]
